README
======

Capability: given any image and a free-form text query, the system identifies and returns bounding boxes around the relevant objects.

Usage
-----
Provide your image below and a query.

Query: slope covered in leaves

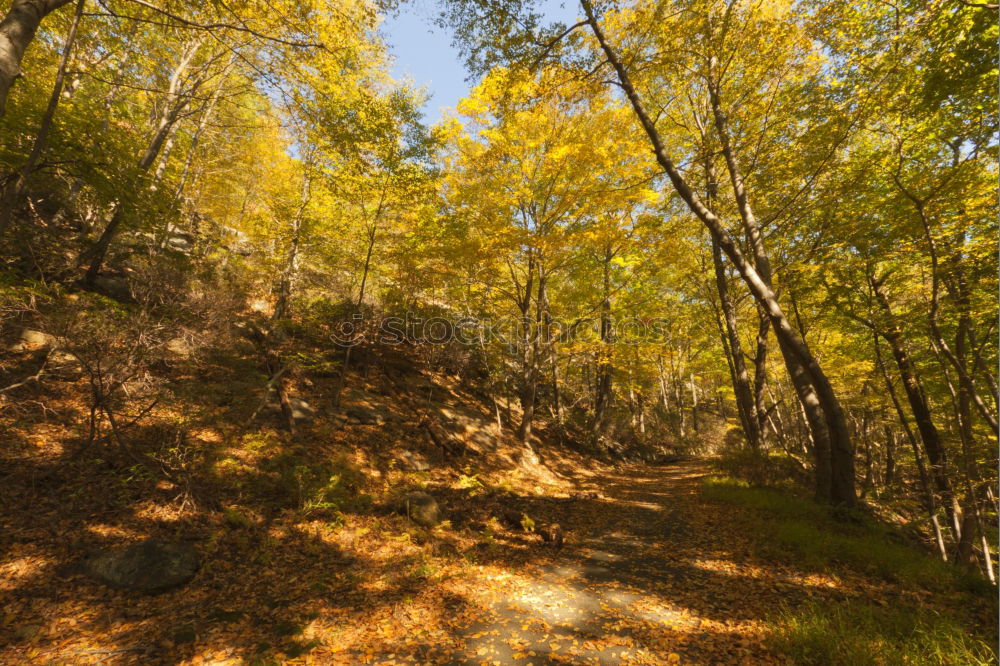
[1,320,994,665]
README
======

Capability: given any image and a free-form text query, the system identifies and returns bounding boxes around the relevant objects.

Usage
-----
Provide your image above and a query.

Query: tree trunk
[703,155,760,449]
[538,266,562,429]
[884,426,896,487]
[690,371,699,433]
[519,263,548,444]
[712,234,760,449]
[869,275,955,510]
[332,181,386,408]
[273,168,312,320]
[54,15,139,229]
[874,332,950,561]
[752,310,770,444]
[591,245,613,443]
[580,0,855,505]
[904,187,999,434]
[0,0,73,117]
[81,37,205,284]
[705,63,850,504]
[169,57,234,214]
[511,250,537,443]
[0,0,83,234]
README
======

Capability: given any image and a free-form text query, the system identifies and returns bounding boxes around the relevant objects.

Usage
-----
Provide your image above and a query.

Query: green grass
[770,600,996,665]
[701,476,973,591]
[702,477,997,664]
[702,476,826,522]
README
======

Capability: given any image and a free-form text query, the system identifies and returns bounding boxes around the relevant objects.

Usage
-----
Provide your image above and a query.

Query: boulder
[345,405,389,425]
[10,329,57,352]
[539,524,564,548]
[289,398,315,423]
[80,539,199,593]
[501,510,535,532]
[397,450,430,472]
[91,275,135,303]
[401,491,439,527]
[165,233,195,254]
[48,349,83,380]
[165,337,195,359]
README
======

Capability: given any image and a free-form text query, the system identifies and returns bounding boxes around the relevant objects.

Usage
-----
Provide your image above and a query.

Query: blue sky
[382,0,579,125]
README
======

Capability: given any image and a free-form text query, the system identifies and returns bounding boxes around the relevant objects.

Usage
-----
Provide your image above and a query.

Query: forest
[0,0,997,663]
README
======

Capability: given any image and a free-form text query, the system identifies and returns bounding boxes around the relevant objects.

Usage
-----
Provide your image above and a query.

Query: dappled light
[1,0,996,663]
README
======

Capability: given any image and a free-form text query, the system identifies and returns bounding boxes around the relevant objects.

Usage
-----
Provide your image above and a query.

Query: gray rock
[344,403,401,426]
[91,276,134,303]
[165,233,195,254]
[48,349,82,380]
[289,398,315,423]
[401,491,439,527]
[345,405,386,425]
[10,328,57,352]
[165,337,195,358]
[219,225,253,256]
[80,539,199,593]
[397,450,430,472]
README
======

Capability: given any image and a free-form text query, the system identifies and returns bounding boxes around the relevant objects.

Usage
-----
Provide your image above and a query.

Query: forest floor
[3,452,995,665]
[0,457,765,664]
[1,328,995,665]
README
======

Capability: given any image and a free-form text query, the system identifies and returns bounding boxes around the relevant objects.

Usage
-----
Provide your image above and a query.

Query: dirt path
[0,459,824,665]
[356,460,781,665]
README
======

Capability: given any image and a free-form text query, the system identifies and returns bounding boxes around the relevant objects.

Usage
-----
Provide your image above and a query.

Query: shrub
[260,452,368,515]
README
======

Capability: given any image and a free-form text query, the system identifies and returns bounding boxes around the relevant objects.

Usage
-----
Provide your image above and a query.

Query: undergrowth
[703,475,997,665]
[701,476,990,593]
[769,599,996,665]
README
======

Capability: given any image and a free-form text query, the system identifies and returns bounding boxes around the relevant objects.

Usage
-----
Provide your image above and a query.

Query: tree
[0,0,74,116]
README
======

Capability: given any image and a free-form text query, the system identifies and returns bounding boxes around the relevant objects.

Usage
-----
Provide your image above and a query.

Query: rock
[91,275,134,303]
[21,329,57,349]
[166,234,195,254]
[344,403,400,426]
[501,509,523,528]
[289,398,315,423]
[80,539,199,593]
[165,337,195,358]
[539,524,564,548]
[83,275,136,303]
[9,329,57,352]
[219,225,253,256]
[49,349,77,364]
[397,450,430,472]
[501,510,535,532]
[345,405,387,425]
[401,491,439,527]
[48,349,82,380]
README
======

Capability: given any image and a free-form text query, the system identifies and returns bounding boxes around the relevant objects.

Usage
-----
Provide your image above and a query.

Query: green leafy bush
[260,452,368,515]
